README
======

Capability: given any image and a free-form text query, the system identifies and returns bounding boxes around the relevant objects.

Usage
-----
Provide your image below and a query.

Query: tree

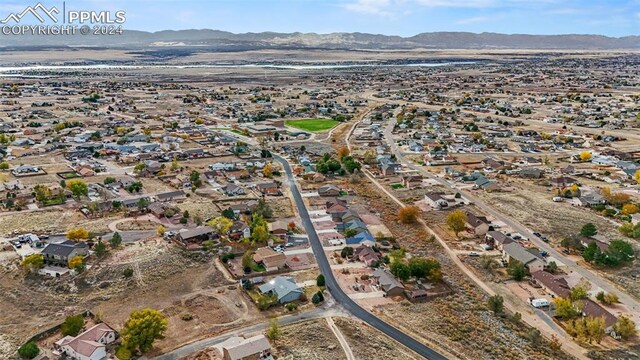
[68,255,84,270]
[251,225,269,243]
[156,225,166,236]
[66,179,89,197]
[262,163,273,178]
[487,294,504,315]
[507,260,526,281]
[61,315,85,336]
[312,290,325,304]
[33,184,52,202]
[582,241,600,263]
[337,146,350,160]
[18,342,39,359]
[265,318,281,341]
[398,206,420,224]
[390,261,411,281]
[316,274,325,287]
[21,253,44,271]
[104,177,116,185]
[585,316,606,344]
[580,223,597,237]
[408,257,441,281]
[622,203,639,215]
[344,228,358,238]
[121,309,168,353]
[94,240,107,258]
[242,251,254,271]
[0,162,9,170]
[553,297,579,319]
[613,315,637,339]
[110,232,122,247]
[341,246,354,258]
[254,199,273,219]
[363,150,376,165]
[170,157,179,171]
[446,210,468,237]
[608,239,635,264]
[635,169,640,183]
[134,162,146,173]
[208,216,233,235]
[579,151,592,161]
[67,227,89,240]
[221,207,236,219]
[546,261,558,274]
[570,286,588,301]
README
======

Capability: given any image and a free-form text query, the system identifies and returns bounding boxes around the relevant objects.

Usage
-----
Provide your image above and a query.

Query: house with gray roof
[502,242,544,273]
[41,241,88,267]
[258,276,302,304]
[372,268,405,297]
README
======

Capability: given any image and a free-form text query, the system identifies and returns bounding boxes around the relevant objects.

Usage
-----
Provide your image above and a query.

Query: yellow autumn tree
[262,163,273,178]
[446,210,468,237]
[68,255,84,269]
[622,204,639,215]
[579,151,592,161]
[67,227,89,240]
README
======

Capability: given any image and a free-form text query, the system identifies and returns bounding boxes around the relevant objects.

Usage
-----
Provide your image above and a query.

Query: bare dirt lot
[275,318,345,360]
[333,317,421,360]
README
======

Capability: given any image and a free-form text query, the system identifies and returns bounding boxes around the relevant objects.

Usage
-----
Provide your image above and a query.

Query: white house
[55,323,117,360]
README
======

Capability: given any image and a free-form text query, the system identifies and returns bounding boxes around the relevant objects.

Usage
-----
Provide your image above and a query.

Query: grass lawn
[285,119,340,132]
[390,184,405,189]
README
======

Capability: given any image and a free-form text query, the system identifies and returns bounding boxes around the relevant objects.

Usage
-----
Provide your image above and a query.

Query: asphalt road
[383,120,640,314]
[274,154,447,360]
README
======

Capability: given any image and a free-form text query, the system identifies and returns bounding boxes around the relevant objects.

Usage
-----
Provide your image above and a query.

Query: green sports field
[284,119,340,132]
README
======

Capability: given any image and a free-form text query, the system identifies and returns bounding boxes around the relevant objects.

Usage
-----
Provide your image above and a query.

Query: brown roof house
[318,184,341,197]
[54,323,117,360]
[354,246,380,267]
[465,212,491,236]
[253,247,287,271]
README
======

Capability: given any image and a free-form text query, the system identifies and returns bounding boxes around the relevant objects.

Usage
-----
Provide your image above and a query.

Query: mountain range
[0,30,638,50]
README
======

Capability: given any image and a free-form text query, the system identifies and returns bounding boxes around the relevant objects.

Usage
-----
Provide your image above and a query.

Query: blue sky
[1,0,638,36]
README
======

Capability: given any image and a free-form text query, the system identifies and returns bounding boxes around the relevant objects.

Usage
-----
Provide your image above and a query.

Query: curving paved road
[274,154,447,360]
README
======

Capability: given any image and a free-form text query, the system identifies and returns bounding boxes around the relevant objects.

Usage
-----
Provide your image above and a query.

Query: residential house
[230,221,251,240]
[402,175,423,189]
[253,247,287,271]
[354,246,380,266]
[258,276,303,303]
[223,183,245,196]
[318,184,341,197]
[156,190,186,203]
[221,335,273,360]
[465,212,491,236]
[176,226,215,245]
[256,182,282,196]
[551,176,577,188]
[54,323,117,360]
[530,270,570,298]
[41,241,89,267]
[372,268,405,297]
[486,231,514,250]
[424,193,451,209]
[268,220,289,239]
[502,242,544,273]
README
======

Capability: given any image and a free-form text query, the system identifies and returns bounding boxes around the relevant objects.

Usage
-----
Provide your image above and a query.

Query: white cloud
[455,16,491,25]
[342,0,395,17]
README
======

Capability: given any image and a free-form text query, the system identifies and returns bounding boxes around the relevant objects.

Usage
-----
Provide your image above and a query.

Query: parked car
[468,252,480,257]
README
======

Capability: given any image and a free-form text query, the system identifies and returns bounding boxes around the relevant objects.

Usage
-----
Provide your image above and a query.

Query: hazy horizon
[0,0,638,37]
